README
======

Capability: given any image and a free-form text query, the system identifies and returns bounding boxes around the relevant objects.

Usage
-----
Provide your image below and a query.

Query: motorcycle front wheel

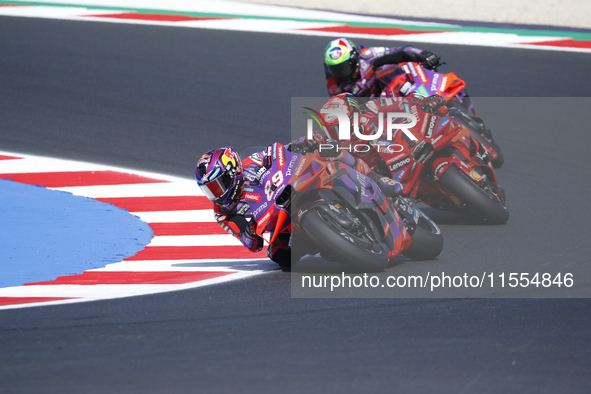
[402,210,444,261]
[300,208,389,272]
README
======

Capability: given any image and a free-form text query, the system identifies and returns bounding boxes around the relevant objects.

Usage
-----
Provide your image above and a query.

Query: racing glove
[420,51,441,70]
[241,219,264,253]
[417,94,448,115]
[288,131,325,154]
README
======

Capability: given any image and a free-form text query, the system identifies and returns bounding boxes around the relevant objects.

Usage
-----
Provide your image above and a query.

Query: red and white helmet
[320,93,360,140]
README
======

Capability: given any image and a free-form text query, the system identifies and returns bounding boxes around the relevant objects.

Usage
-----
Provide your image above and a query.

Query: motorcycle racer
[195,136,402,267]
[324,37,441,97]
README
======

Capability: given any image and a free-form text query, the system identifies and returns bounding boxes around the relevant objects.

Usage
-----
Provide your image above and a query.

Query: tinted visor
[199,168,235,203]
[328,60,356,80]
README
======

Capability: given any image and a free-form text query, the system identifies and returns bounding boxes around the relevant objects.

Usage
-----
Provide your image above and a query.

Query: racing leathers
[325,45,440,97]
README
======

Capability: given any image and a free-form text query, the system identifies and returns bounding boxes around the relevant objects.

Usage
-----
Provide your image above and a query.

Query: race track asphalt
[1,15,591,393]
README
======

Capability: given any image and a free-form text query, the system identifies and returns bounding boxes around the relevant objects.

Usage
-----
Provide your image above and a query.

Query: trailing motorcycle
[363,96,508,224]
[240,143,443,271]
[313,95,509,225]
[375,61,504,168]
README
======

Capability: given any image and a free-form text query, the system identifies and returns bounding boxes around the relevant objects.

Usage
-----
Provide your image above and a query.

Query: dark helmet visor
[198,167,235,203]
[328,60,356,80]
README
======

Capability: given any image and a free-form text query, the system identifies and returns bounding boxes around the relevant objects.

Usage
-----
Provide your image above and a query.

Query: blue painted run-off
[0,179,153,288]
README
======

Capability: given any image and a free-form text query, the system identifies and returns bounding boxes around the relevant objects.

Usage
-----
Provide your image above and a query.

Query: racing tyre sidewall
[439,165,509,225]
[300,208,389,272]
[402,213,444,260]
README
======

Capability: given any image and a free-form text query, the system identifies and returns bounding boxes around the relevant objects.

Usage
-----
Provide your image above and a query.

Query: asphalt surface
[1,15,591,393]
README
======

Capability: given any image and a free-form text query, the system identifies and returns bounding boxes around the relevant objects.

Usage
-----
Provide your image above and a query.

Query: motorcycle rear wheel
[438,166,509,225]
[300,208,389,272]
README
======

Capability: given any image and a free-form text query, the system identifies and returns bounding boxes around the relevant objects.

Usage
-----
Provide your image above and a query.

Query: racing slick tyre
[300,208,389,272]
[402,212,443,261]
[439,166,509,225]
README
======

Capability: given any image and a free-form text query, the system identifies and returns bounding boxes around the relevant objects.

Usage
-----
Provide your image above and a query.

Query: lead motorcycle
[240,143,443,271]
[374,61,504,168]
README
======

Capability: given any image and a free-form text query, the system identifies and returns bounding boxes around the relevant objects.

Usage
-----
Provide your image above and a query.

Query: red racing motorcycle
[314,95,509,224]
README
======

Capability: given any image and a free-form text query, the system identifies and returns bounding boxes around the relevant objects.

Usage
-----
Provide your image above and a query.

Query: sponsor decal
[415,64,429,85]
[365,101,378,114]
[329,203,341,213]
[272,143,278,162]
[294,157,307,179]
[438,76,448,94]
[361,48,372,56]
[392,168,406,181]
[286,155,298,176]
[249,152,263,167]
[297,208,308,219]
[433,161,449,180]
[256,210,272,228]
[407,62,418,78]
[277,144,286,169]
[398,201,414,215]
[425,115,438,139]
[329,47,344,61]
[431,135,443,145]
[436,117,449,134]
[410,105,420,123]
[253,202,268,218]
[400,81,413,95]
[244,193,262,203]
[389,157,411,172]
[237,204,251,215]
[323,113,337,123]
[255,166,268,182]
[221,148,236,169]
[430,73,440,93]
[214,213,227,222]
[470,171,482,181]
[197,153,211,167]
[327,162,336,174]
